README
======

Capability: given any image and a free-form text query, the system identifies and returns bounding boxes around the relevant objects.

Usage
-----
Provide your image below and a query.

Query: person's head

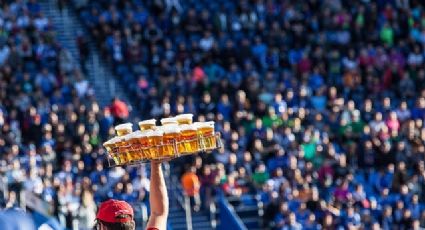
[288,212,297,224]
[374,112,382,121]
[186,165,196,173]
[95,199,135,230]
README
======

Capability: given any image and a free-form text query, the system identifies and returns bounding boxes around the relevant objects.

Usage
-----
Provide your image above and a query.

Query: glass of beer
[197,121,216,150]
[138,119,157,131]
[115,123,133,136]
[162,125,181,158]
[160,117,178,126]
[126,132,142,162]
[146,130,164,160]
[180,124,199,154]
[103,138,120,165]
[103,139,114,154]
[116,136,130,164]
[134,131,148,160]
[176,114,194,125]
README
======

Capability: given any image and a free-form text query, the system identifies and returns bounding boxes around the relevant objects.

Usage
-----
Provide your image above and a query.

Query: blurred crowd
[2,0,425,229]
[0,1,148,229]
[75,0,425,229]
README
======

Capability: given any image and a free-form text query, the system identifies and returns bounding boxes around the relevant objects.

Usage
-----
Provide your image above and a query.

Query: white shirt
[408,53,423,66]
[200,37,214,51]
[75,79,89,98]
[0,45,10,65]
[34,17,49,31]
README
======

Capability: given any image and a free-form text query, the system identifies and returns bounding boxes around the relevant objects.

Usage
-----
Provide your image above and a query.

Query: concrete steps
[39,0,131,109]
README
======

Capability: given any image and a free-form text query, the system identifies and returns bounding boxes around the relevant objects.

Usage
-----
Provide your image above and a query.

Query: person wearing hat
[95,161,168,230]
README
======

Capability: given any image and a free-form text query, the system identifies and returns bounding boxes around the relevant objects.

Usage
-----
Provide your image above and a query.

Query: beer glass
[116,136,130,164]
[126,132,142,161]
[115,123,133,136]
[180,124,199,154]
[134,131,149,160]
[160,117,178,126]
[146,130,164,160]
[103,138,120,165]
[176,114,193,125]
[138,119,157,131]
[103,139,114,154]
[197,121,216,150]
[162,125,180,157]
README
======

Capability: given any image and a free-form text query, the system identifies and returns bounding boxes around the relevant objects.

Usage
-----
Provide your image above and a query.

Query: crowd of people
[2,0,425,229]
[75,0,425,229]
[0,1,149,229]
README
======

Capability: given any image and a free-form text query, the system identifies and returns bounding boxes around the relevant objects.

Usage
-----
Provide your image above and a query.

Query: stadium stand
[2,0,425,229]
[0,1,146,229]
[74,0,425,229]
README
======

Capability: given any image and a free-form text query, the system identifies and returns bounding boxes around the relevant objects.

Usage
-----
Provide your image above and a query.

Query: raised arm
[146,161,169,230]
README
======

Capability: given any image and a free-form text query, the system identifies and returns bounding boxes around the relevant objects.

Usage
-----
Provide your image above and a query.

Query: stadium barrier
[217,191,247,230]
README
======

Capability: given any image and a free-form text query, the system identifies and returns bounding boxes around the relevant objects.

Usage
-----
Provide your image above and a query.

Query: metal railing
[255,194,264,228]
[171,176,193,230]
[0,175,7,207]
[209,201,217,229]
[217,193,247,230]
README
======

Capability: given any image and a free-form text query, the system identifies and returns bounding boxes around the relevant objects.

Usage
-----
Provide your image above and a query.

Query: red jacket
[110,100,129,119]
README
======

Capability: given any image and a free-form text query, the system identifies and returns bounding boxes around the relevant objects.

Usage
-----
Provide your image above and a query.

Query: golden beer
[176,114,193,125]
[197,121,216,150]
[126,133,142,161]
[138,119,157,131]
[115,123,133,136]
[116,136,130,164]
[160,117,178,126]
[103,139,114,154]
[162,125,180,157]
[180,124,199,154]
[103,138,120,165]
[137,131,149,160]
[146,130,164,160]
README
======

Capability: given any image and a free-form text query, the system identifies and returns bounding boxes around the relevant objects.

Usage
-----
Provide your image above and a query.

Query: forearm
[149,161,169,217]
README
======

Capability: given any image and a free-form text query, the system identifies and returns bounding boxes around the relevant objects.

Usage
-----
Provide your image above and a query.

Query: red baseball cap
[96,199,134,223]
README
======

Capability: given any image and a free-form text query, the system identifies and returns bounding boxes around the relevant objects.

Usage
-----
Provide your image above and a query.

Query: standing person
[78,189,97,230]
[109,97,130,125]
[76,31,90,74]
[57,0,68,14]
[181,166,201,212]
[95,161,168,230]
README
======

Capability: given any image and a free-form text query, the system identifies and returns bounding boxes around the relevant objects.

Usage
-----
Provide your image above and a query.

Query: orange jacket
[181,172,200,196]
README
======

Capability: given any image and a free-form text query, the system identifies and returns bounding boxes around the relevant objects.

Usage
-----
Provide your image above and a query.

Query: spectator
[181,166,201,212]
[222,173,242,198]
[109,97,129,124]
[282,212,302,230]
[304,213,321,230]
[3,0,425,228]
[77,189,97,230]
[252,163,269,189]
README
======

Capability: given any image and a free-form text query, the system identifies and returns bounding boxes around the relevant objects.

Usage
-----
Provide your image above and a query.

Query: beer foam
[132,130,145,138]
[162,125,181,134]
[102,139,112,147]
[123,133,135,141]
[109,137,120,144]
[180,124,196,131]
[138,119,156,126]
[160,117,178,125]
[114,123,133,131]
[147,129,164,136]
[176,114,193,120]
[194,121,215,128]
